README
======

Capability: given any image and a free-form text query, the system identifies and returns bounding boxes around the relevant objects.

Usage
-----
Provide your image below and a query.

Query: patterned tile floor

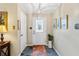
[21,46,58,56]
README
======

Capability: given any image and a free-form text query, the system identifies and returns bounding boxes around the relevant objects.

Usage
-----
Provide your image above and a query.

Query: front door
[32,16,47,45]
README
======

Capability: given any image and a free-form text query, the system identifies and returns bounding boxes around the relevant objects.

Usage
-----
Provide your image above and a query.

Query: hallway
[18,3,60,56]
[0,3,79,56]
[18,3,79,56]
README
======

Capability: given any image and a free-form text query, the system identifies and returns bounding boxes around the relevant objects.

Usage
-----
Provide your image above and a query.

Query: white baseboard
[18,45,27,56]
[18,52,21,56]
[27,43,48,46]
[53,46,61,56]
[26,43,32,46]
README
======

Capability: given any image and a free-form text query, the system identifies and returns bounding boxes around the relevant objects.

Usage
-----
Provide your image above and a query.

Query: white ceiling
[19,3,60,14]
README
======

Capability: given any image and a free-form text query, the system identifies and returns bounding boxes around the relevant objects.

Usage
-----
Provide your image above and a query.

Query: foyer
[0,3,79,56]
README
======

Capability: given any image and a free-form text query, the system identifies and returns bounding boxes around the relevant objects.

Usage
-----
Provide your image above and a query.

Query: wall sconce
[8,25,15,31]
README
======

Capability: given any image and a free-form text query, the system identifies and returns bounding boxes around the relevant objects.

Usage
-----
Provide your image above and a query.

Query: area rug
[32,45,47,56]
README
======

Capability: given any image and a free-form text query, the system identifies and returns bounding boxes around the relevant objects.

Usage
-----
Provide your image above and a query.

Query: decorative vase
[48,41,53,48]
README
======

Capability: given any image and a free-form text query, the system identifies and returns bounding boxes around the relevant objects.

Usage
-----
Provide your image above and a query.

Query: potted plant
[48,34,54,48]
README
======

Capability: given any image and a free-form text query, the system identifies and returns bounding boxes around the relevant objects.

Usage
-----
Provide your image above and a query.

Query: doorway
[27,15,48,46]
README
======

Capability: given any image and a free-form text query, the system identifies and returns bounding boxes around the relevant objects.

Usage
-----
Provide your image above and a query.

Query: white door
[32,16,47,45]
[20,11,27,52]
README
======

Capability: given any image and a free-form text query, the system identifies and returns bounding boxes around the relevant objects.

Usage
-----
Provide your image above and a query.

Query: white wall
[53,3,79,56]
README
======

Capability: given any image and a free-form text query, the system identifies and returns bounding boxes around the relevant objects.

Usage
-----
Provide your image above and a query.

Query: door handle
[32,30,35,34]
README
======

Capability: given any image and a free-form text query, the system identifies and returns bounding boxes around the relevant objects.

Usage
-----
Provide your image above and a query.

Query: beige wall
[0,3,19,56]
[52,3,79,56]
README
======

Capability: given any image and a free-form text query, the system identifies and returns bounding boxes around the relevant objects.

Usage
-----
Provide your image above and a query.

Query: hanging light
[37,3,41,20]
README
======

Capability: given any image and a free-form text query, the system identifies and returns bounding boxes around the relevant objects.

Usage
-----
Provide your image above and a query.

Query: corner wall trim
[53,46,61,56]
[18,45,27,56]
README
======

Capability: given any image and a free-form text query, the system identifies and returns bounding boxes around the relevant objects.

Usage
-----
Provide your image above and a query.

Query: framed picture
[57,17,61,30]
[62,16,66,30]
[0,11,8,32]
[75,23,79,29]
[61,15,68,30]
[17,20,20,30]
[53,18,57,29]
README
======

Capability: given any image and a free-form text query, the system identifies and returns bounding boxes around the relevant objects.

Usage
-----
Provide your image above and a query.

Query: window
[36,16,44,32]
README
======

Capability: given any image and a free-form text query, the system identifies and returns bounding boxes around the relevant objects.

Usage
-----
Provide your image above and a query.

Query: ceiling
[19,3,60,14]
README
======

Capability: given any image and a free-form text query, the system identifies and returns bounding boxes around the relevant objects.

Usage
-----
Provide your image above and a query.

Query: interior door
[32,16,47,45]
[20,11,27,52]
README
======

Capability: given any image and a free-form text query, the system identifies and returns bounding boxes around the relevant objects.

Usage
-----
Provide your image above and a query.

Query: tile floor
[21,46,58,56]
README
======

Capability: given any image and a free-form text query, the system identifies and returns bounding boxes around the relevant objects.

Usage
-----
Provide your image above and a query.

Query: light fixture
[37,3,41,20]
[8,25,15,31]
[0,25,7,43]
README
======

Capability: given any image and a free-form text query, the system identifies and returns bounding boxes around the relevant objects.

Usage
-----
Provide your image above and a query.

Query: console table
[0,41,10,56]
